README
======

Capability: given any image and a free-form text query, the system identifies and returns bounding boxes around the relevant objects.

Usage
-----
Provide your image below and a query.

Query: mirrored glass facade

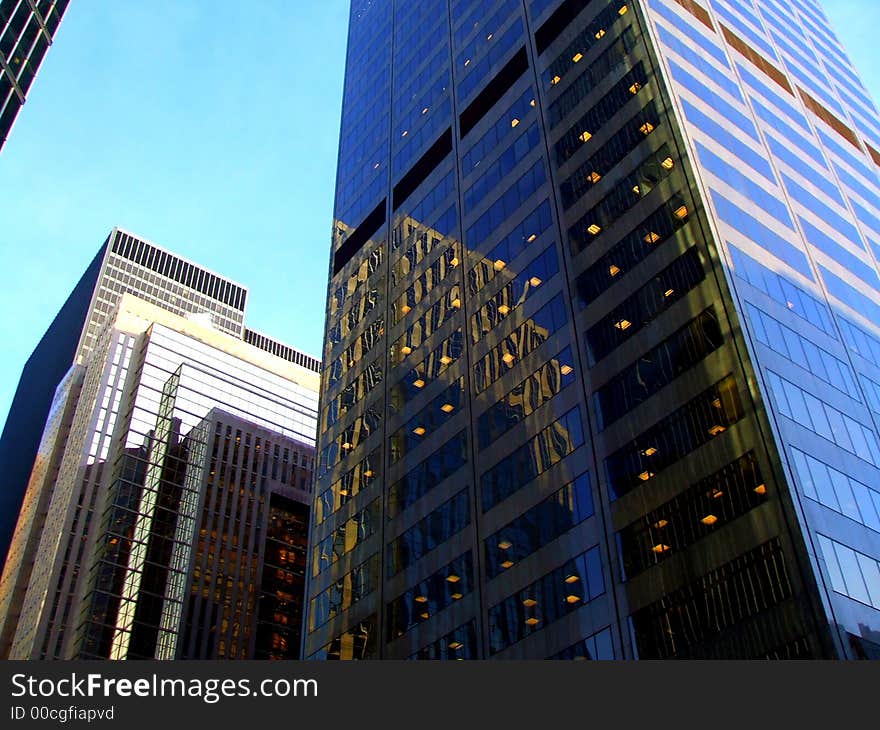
[0,0,67,151]
[307,0,880,659]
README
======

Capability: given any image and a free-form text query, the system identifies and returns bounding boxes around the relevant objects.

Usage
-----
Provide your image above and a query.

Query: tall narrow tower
[0,0,69,151]
[305,0,880,660]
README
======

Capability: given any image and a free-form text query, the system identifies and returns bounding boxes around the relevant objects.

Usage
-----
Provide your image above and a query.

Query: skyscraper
[0,227,266,569]
[0,0,68,151]
[305,0,880,660]
[1,293,320,659]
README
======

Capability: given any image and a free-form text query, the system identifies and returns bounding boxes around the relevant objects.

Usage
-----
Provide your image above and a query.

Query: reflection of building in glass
[1,281,319,659]
[0,0,68,151]
[306,0,880,660]
[0,227,282,572]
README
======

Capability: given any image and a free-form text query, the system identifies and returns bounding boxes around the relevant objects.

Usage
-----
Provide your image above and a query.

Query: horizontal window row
[318,408,380,478]
[574,193,690,306]
[388,430,469,519]
[461,86,537,175]
[839,317,880,370]
[389,330,464,414]
[860,374,880,417]
[314,447,381,525]
[387,488,471,577]
[391,287,461,361]
[458,18,523,101]
[698,143,792,232]
[745,303,858,399]
[595,307,724,430]
[817,534,880,611]
[631,539,793,659]
[387,552,474,641]
[555,61,648,166]
[561,101,662,210]
[478,345,577,451]
[485,471,593,580]
[326,318,385,389]
[473,293,569,394]
[488,547,605,654]
[728,244,835,338]
[390,378,465,465]
[542,2,631,92]
[791,447,880,533]
[549,24,637,127]
[308,553,379,631]
[481,407,585,512]
[393,104,453,179]
[453,0,518,47]
[711,190,811,280]
[391,171,456,250]
[605,374,746,499]
[586,245,705,364]
[767,371,879,468]
[569,143,677,255]
[322,360,383,432]
[548,626,614,659]
[408,620,478,660]
[308,616,376,660]
[312,498,380,577]
[469,244,559,344]
[468,199,553,296]
[392,246,459,326]
[455,0,519,71]
[464,122,541,215]
[391,208,457,289]
[327,282,382,353]
[618,451,767,579]
[466,159,547,253]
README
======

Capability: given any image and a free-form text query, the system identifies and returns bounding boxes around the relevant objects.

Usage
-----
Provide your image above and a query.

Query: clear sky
[0,0,877,426]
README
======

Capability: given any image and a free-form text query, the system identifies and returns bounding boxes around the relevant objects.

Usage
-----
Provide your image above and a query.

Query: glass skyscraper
[0,227,310,572]
[0,0,68,151]
[305,0,880,660]
[0,294,320,659]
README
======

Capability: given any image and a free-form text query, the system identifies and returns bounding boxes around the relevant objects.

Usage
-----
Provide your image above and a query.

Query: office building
[305,0,880,660]
[0,0,68,150]
[0,293,319,659]
[0,227,266,571]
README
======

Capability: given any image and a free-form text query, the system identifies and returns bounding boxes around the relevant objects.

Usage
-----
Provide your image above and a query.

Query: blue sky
[0,0,877,424]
